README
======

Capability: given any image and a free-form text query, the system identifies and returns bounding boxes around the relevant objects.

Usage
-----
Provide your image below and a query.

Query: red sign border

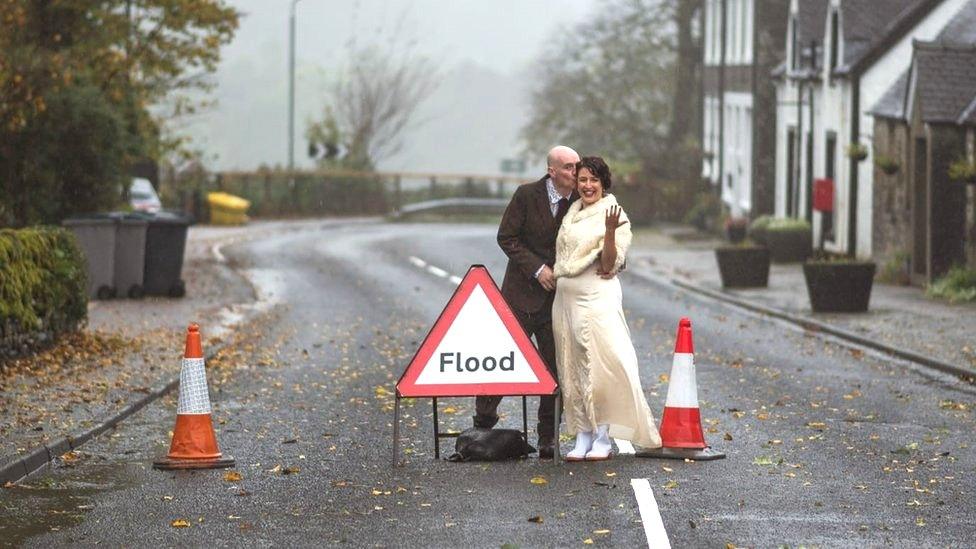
[395,265,557,398]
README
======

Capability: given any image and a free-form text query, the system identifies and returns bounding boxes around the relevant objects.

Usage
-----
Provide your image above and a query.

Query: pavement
[0,218,348,483]
[4,218,972,482]
[627,224,976,377]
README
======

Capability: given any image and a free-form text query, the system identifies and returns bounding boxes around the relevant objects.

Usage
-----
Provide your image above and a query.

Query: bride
[552,156,662,461]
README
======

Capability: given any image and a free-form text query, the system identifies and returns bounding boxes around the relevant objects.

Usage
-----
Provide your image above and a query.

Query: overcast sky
[185,0,600,175]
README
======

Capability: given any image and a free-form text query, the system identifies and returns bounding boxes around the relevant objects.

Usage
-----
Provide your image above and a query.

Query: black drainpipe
[849,78,860,258]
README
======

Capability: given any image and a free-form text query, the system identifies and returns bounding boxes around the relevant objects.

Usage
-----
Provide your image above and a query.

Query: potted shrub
[846,143,869,162]
[948,157,976,185]
[746,215,773,247]
[724,216,748,244]
[803,253,877,312]
[874,153,900,175]
[715,240,770,288]
[766,217,812,263]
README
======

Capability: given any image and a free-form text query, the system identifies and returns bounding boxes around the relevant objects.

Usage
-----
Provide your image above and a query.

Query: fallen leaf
[806,422,827,430]
[662,466,673,473]
[530,476,548,485]
[222,471,243,482]
[583,539,594,545]
[527,516,543,523]
[605,472,616,477]
[663,480,679,490]
[593,529,610,534]
[283,465,300,475]
[171,519,190,528]
[658,374,669,383]
[442,406,458,414]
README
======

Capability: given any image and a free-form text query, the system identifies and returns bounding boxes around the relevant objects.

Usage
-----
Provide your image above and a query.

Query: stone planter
[715,246,770,288]
[803,261,877,313]
[766,229,812,263]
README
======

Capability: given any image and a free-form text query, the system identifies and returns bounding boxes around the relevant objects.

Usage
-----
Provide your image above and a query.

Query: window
[726,0,736,63]
[829,9,840,71]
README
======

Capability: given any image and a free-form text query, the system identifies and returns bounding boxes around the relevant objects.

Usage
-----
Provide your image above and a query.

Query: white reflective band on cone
[177,357,212,414]
[664,353,699,408]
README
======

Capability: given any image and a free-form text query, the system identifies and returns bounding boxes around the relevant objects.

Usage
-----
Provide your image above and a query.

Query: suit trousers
[474,305,558,439]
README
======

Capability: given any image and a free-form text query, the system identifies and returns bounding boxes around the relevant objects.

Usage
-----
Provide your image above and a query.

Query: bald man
[473,145,580,459]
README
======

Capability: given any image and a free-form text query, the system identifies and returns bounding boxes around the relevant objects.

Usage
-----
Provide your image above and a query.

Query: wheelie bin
[111,213,149,299]
[142,211,190,297]
[62,215,117,299]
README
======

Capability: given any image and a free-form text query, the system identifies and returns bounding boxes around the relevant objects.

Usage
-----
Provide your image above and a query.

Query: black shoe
[537,436,555,459]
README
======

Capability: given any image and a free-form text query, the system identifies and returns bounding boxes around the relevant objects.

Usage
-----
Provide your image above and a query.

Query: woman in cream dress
[552,156,662,461]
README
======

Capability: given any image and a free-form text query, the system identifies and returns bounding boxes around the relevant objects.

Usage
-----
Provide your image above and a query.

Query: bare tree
[307,43,438,171]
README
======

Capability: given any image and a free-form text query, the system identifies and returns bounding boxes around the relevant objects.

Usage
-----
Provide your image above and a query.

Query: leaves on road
[222,471,243,482]
[530,476,548,485]
[171,519,190,528]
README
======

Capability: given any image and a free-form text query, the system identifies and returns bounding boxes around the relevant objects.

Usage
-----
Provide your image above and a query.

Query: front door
[911,137,928,284]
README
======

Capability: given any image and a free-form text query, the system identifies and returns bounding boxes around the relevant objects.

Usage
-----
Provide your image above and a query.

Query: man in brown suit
[474,145,579,458]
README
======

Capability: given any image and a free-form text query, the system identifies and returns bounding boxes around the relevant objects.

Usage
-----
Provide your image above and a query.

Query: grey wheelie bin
[142,211,190,297]
[62,215,117,299]
[110,213,149,299]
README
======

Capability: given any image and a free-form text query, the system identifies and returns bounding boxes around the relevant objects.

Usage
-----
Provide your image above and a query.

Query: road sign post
[393,265,560,466]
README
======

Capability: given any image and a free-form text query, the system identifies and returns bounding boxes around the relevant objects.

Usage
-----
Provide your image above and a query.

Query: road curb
[0,346,221,485]
[628,267,976,382]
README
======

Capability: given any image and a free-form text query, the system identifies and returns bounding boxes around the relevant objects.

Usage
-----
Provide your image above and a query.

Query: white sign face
[414,285,540,385]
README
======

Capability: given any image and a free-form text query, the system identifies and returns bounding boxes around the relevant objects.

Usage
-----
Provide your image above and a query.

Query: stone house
[701,0,789,217]
[869,35,976,283]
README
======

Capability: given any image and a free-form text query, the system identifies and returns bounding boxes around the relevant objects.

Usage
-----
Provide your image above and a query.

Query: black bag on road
[447,427,536,462]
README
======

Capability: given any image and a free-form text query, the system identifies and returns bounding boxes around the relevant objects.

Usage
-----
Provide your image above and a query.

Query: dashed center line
[630,478,671,548]
[409,256,462,285]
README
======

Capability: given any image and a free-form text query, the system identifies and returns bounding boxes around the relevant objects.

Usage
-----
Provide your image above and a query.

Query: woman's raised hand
[605,205,625,231]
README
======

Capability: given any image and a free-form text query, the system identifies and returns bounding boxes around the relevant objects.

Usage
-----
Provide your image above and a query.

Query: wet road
[1,221,974,547]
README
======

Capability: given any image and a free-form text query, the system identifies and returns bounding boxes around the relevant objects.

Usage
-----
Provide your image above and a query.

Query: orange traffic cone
[153,323,235,470]
[639,318,725,461]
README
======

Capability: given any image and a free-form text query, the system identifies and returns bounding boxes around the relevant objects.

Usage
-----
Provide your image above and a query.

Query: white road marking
[427,265,449,278]
[614,438,636,455]
[449,275,463,285]
[408,256,427,268]
[630,478,671,549]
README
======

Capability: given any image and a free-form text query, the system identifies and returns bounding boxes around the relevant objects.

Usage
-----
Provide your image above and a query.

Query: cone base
[634,446,726,461]
[152,456,236,470]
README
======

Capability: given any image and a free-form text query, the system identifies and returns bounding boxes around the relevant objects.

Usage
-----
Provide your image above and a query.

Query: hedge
[0,227,88,357]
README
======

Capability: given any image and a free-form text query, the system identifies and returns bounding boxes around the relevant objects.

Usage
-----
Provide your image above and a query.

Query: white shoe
[586,425,613,461]
[566,431,594,461]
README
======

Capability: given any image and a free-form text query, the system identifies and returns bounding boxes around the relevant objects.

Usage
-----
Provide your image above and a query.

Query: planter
[766,229,812,263]
[715,246,770,288]
[803,261,877,312]
[725,224,747,244]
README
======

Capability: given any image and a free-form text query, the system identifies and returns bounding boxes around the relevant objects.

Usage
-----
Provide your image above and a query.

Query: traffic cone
[638,318,725,461]
[153,323,235,470]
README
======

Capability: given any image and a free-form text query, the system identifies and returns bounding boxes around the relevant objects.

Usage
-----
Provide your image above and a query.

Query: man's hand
[537,265,556,291]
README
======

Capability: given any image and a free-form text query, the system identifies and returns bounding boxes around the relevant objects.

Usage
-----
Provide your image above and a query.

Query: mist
[181,0,600,176]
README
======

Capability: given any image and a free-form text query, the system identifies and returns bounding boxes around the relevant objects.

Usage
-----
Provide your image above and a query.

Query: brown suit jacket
[497,176,578,314]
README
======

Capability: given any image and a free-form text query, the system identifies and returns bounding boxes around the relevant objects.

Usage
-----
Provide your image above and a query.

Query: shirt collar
[546,177,571,204]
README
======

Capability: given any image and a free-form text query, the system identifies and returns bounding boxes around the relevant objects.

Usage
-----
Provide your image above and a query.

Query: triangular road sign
[396,265,558,398]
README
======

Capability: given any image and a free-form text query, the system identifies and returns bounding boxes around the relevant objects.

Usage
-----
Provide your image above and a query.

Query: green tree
[0,1,239,225]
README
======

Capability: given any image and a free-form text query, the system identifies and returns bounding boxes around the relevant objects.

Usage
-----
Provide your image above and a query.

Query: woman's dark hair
[576,156,612,190]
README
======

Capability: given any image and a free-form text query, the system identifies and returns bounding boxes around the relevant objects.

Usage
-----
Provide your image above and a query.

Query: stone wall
[871,118,912,274]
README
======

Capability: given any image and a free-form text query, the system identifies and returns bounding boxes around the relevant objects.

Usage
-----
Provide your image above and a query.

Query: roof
[797,0,829,65]
[868,70,909,119]
[913,41,976,123]
[835,0,943,76]
[869,40,976,125]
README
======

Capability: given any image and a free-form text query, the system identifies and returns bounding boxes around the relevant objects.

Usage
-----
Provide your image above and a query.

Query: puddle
[0,454,144,544]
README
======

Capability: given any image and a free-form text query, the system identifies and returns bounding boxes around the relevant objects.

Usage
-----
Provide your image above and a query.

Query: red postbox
[813,178,834,212]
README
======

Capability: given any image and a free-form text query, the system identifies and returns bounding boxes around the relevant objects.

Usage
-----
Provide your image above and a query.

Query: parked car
[129,177,162,213]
